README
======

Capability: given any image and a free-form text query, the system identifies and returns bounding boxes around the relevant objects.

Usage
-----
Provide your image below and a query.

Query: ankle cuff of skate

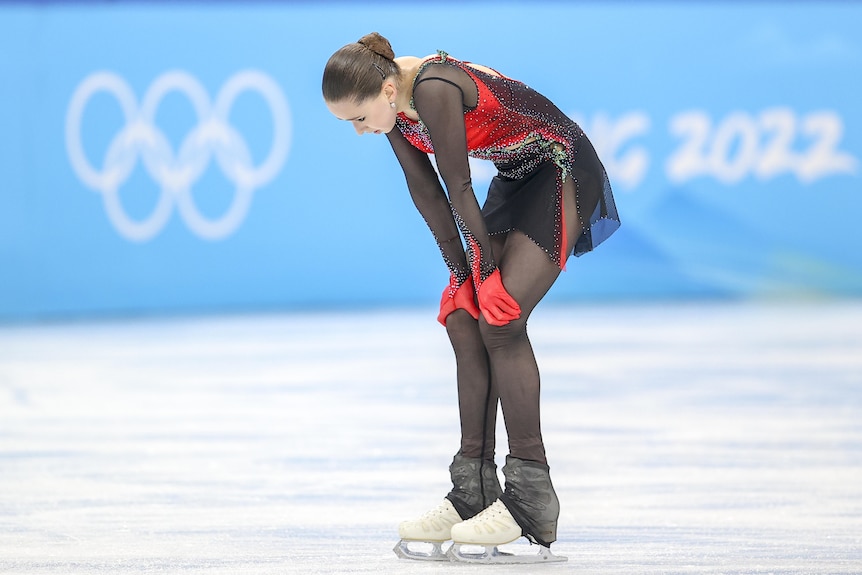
[499,494,554,548]
[445,494,474,521]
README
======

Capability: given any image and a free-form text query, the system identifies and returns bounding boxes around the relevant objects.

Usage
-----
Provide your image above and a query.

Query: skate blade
[447,542,567,564]
[393,539,449,561]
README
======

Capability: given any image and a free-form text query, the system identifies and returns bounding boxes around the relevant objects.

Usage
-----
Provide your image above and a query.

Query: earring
[390,101,396,108]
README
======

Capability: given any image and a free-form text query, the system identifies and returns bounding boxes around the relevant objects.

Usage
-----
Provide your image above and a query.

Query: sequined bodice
[395,51,581,177]
[386,50,619,284]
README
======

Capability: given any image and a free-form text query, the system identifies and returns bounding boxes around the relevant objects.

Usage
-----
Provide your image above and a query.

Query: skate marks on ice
[1,302,861,573]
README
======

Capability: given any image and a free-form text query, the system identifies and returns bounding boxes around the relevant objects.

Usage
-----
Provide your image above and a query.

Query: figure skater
[322,32,619,563]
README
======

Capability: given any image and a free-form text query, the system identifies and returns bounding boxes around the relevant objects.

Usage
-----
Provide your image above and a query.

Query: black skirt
[480,134,619,267]
[482,159,562,263]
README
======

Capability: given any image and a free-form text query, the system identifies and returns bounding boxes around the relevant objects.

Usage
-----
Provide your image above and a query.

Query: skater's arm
[412,76,520,325]
[411,77,497,285]
[386,128,470,284]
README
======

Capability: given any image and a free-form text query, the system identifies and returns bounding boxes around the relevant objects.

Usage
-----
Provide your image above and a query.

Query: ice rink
[1,301,860,574]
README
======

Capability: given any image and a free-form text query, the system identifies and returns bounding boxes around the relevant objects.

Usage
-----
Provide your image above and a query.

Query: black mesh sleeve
[386,127,471,285]
[410,75,497,286]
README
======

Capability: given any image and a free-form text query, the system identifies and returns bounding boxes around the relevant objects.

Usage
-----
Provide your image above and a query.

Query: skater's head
[323,32,402,135]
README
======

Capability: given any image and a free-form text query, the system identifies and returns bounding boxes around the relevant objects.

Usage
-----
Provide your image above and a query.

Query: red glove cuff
[437,275,480,326]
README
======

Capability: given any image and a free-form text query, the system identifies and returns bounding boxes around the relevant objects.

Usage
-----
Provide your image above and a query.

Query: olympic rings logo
[66,70,291,241]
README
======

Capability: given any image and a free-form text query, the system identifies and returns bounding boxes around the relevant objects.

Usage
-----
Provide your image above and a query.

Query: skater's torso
[394,51,583,172]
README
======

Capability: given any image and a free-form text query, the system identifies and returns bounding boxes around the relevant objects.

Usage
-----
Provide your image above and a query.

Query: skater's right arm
[386,128,471,286]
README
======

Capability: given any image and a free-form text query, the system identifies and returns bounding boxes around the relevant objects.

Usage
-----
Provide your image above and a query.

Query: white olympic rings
[66,70,291,241]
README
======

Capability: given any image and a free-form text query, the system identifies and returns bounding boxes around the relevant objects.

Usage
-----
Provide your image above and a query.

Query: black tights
[446,176,588,465]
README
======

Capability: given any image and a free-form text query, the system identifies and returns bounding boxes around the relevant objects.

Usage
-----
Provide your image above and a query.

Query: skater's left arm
[412,79,521,326]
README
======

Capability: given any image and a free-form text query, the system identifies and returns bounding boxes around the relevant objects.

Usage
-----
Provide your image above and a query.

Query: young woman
[323,32,620,563]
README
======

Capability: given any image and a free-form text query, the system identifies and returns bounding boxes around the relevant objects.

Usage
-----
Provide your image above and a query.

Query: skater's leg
[477,232,560,464]
[444,311,497,461]
[398,280,507,558]
[479,175,586,464]
[452,176,589,552]
[444,232,507,461]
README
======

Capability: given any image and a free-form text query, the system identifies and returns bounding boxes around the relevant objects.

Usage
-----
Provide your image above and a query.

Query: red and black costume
[387,50,619,298]
[385,50,619,473]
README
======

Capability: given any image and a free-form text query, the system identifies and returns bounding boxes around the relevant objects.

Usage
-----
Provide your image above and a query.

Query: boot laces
[472,499,509,522]
[419,500,455,521]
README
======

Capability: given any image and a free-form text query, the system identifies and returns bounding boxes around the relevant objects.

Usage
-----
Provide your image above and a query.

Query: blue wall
[1,2,861,319]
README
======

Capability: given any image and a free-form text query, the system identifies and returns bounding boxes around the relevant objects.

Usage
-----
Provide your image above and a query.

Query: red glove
[476,269,521,327]
[437,274,480,326]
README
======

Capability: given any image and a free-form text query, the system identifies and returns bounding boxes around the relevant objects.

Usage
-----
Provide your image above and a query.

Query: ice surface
[1,302,860,574]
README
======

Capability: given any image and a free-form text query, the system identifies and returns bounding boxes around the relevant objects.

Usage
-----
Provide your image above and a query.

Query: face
[326,85,397,136]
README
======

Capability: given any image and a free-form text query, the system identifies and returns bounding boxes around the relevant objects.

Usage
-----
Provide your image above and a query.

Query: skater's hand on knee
[438,275,480,326]
[477,269,521,327]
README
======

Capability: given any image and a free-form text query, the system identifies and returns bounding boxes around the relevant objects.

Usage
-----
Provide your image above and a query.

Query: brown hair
[322,32,401,104]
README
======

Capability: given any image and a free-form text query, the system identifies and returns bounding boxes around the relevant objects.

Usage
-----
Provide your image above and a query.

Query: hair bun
[357,32,395,61]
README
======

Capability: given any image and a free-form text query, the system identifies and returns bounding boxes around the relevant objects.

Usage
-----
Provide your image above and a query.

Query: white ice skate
[393,499,462,561]
[447,499,567,564]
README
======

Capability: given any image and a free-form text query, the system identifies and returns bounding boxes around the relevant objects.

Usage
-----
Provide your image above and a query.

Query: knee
[445,310,484,353]
[478,315,528,352]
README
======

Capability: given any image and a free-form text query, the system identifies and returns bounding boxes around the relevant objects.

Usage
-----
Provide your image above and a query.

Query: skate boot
[447,455,566,564]
[394,453,502,561]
